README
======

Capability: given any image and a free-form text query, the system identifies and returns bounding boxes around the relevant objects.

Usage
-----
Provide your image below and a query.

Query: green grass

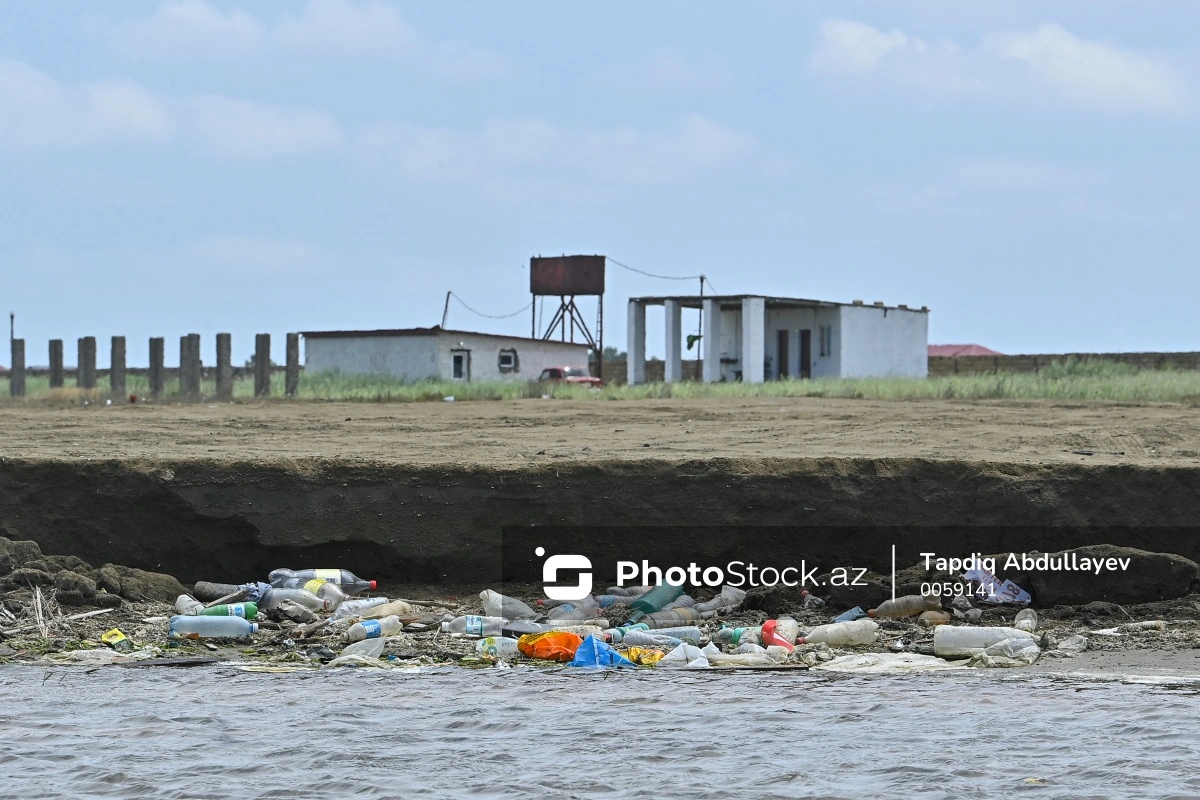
[4,359,1200,405]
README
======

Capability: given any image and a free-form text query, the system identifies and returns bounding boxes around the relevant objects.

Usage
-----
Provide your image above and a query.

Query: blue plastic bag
[568,636,636,669]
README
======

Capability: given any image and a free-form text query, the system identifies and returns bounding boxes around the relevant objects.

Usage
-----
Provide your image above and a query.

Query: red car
[537,366,603,387]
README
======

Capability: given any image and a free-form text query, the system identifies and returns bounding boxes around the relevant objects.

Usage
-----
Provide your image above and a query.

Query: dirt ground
[4,396,1200,467]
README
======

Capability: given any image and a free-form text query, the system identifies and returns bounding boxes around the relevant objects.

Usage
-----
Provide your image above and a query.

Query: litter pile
[3,537,1199,672]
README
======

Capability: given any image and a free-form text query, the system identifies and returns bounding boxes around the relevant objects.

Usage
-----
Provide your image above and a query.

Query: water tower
[530,255,605,379]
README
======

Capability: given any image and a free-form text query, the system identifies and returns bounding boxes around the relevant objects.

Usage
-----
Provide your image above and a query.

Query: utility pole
[8,312,13,346]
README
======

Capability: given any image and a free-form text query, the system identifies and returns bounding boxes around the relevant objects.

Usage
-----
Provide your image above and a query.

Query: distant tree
[601,346,626,360]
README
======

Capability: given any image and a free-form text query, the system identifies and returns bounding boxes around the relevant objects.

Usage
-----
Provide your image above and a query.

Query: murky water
[2,664,1199,799]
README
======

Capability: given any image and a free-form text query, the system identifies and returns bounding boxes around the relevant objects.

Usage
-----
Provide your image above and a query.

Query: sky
[2,0,1198,365]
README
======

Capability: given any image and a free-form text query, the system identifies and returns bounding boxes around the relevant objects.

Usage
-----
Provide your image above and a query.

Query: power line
[449,292,532,320]
[607,257,701,282]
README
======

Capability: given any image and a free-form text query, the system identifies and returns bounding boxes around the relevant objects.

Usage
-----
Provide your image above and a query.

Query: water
[3,664,1199,799]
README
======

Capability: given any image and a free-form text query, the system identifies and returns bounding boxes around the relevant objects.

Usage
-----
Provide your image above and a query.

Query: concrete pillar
[702,299,722,383]
[77,336,97,389]
[187,333,201,398]
[110,336,126,397]
[149,337,165,398]
[285,333,300,397]
[626,301,646,385]
[9,339,25,397]
[254,333,271,397]
[216,333,233,400]
[741,297,765,384]
[663,300,682,383]
[49,340,64,388]
[179,336,193,398]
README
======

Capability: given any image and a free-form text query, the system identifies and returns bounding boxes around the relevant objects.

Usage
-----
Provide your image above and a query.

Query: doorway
[799,330,812,379]
[777,330,789,379]
[451,350,470,381]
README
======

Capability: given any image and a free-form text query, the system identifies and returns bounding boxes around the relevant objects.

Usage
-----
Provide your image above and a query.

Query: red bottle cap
[369,580,377,590]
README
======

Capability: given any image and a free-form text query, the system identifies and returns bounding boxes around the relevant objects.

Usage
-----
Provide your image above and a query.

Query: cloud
[103,0,510,80]
[358,113,755,186]
[810,18,1186,113]
[0,59,171,150]
[987,24,1186,114]
[0,59,338,157]
[593,48,732,92]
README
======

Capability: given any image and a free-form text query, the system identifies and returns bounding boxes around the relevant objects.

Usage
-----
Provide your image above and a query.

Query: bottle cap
[249,623,259,633]
[369,580,377,590]
[800,590,810,598]
[867,609,878,618]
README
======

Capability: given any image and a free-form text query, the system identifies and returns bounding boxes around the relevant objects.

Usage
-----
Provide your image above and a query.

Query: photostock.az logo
[537,547,592,601]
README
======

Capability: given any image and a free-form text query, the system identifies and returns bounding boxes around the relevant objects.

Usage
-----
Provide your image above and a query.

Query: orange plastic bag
[517,631,583,662]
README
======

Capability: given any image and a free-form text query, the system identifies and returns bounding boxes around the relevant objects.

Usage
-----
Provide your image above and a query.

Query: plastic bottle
[169,615,258,639]
[640,608,702,628]
[544,625,607,639]
[761,618,800,650]
[330,597,390,621]
[480,590,538,620]
[664,595,696,610]
[440,615,506,636]
[917,610,951,628]
[625,582,686,624]
[174,595,205,615]
[833,607,867,623]
[361,600,413,620]
[713,626,761,648]
[603,624,651,644]
[605,585,652,597]
[732,642,768,655]
[1014,609,1038,632]
[201,602,258,620]
[260,587,328,613]
[800,590,825,609]
[268,568,377,594]
[547,596,601,621]
[345,615,403,642]
[868,595,940,619]
[595,595,633,609]
[638,625,702,643]
[547,618,609,630]
[797,619,879,647]
[503,620,551,637]
[475,637,522,658]
[281,579,347,610]
[693,586,747,614]
[933,626,1035,658]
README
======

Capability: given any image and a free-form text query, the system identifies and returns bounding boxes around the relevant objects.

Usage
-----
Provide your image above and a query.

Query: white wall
[763,307,842,379]
[305,335,438,379]
[305,333,589,382]
[433,332,588,382]
[838,305,929,378]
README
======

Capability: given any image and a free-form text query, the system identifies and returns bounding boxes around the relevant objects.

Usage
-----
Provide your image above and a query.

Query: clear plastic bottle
[800,590,826,609]
[713,626,762,648]
[169,615,258,639]
[547,596,600,621]
[797,619,879,647]
[480,590,538,620]
[475,636,522,658]
[330,597,391,621]
[868,595,940,619]
[260,587,328,613]
[346,615,403,642]
[175,594,205,615]
[694,586,747,614]
[281,579,347,610]
[201,602,258,620]
[440,615,506,636]
[594,595,633,609]
[1014,609,1038,632]
[664,595,696,610]
[762,617,800,649]
[268,568,377,594]
[917,610,951,627]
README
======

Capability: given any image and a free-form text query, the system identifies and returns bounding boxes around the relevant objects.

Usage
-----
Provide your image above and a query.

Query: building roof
[928,344,1003,357]
[629,294,928,313]
[300,326,588,346]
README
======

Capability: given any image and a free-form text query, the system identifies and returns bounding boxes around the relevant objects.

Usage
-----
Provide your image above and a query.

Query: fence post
[254,333,271,397]
[49,339,64,388]
[188,333,201,398]
[77,336,97,389]
[285,333,300,397]
[110,336,126,396]
[149,337,165,399]
[9,338,24,397]
[216,333,232,400]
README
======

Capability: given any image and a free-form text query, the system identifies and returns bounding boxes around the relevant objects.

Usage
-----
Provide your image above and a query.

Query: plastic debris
[568,636,636,669]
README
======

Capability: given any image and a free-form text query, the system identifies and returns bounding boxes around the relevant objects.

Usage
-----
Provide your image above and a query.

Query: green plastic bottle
[200,602,258,620]
[624,582,685,624]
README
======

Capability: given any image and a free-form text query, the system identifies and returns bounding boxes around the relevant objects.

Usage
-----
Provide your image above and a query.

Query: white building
[302,327,590,382]
[626,295,929,384]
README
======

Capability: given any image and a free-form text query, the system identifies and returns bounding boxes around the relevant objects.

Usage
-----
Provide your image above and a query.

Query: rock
[1001,546,1200,607]
[742,584,782,615]
[94,566,122,596]
[93,592,123,609]
[1081,601,1122,617]
[0,537,44,573]
[99,564,187,602]
[53,570,97,606]
[821,571,890,611]
[20,559,53,574]
[1,567,54,589]
[269,600,317,624]
[45,555,93,574]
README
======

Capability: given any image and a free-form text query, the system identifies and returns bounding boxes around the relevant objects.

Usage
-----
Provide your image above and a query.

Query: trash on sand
[569,636,636,669]
[101,628,132,652]
[268,569,376,594]
[962,568,1031,605]
[1014,609,1038,632]
[869,595,940,619]
[660,642,709,669]
[168,615,258,639]
[832,607,867,623]
[441,615,505,636]
[518,631,583,662]
[624,647,666,666]
[341,638,386,660]
[201,602,258,620]
[330,597,390,621]
[476,636,521,659]
[346,615,402,642]
[1120,620,1165,632]
[760,618,799,651]
[625,582,686,624]
[917,610,951,628]
[798,619,879,647]
[480,590,538,621]
[693,585,747,614]
[814,653,968,673]
[933,626,1038,660]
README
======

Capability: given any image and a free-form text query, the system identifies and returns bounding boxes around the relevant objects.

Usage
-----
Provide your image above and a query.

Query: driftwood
[1,607,115,637]
[392,598,459,610]
[204,589,250,609]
